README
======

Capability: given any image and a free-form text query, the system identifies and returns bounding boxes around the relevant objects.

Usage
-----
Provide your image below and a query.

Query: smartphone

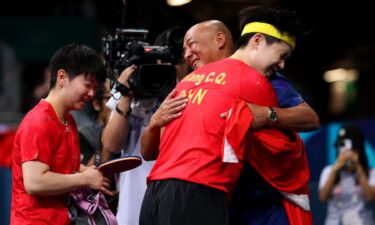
[337,138,353,168]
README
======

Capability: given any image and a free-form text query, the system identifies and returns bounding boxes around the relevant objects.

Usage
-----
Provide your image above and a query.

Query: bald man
[140,18,318,225]
[184,20,234,70]
[141,20,318,160]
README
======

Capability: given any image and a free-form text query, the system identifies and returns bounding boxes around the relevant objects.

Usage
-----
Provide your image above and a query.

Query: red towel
[224,100,313,225]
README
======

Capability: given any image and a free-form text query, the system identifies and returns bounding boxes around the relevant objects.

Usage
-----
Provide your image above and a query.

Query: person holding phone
[319,123,375,225]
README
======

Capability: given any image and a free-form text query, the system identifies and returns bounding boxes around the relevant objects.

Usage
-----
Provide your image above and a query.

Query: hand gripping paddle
[98,156,142,174]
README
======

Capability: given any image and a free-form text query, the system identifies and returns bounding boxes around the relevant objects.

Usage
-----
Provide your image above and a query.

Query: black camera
[102,28,184,98]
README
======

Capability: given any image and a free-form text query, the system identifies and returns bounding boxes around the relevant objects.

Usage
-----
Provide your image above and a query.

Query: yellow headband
[241,22,296,49]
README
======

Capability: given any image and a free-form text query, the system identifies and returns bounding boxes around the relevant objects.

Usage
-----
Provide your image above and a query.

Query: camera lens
[135,64,176,98]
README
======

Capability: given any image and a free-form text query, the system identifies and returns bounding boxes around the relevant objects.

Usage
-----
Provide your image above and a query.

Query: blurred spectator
[21,64,51,112]
[0,125,15,225]
[33,66,51,102]
[0,125,16,168]
[74,80,115,225]
[0,40,22,126]
[319,123,375,225]
[76,79,112,166]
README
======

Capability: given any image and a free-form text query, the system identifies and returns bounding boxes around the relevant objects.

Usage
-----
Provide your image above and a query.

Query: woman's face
[63,73,98,111]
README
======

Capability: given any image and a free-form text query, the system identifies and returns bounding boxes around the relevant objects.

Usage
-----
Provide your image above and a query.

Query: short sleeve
[106,91,121,111]
[271,73,304,108]
[318,165,333,190]
[368,168,375,187]
[19,117,55,166]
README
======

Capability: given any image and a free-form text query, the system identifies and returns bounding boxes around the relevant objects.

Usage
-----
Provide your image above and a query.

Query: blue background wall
[301,118,375,224]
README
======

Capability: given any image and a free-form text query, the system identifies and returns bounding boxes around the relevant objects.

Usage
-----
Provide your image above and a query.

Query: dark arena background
[1,0,375,224]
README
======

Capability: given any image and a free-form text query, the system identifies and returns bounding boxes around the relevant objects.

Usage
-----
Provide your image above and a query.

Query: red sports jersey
[11,100,80,225]
[147,58,278,195]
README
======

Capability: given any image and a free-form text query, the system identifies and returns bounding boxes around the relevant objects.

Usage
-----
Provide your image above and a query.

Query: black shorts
[139,179,229,225]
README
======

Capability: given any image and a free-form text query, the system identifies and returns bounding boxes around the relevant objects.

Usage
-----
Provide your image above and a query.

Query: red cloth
[246,129,310,194]
[283,199,313,225]
[224,100,313,225]
[0,128,16,168]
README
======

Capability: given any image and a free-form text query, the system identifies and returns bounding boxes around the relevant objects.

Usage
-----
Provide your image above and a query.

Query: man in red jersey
[140,7,317,225]
[11,43,112,225]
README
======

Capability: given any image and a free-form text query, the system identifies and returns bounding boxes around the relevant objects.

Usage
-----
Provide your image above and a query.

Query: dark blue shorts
[229,162,289,225]
[230,201,289,225]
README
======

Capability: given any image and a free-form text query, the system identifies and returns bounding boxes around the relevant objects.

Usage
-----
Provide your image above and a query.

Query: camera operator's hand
[118,64,137,87]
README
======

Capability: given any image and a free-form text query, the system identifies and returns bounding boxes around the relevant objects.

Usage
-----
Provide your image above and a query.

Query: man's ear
[216,31,226,49]
[56,69,67,87]
[250,33,264,49]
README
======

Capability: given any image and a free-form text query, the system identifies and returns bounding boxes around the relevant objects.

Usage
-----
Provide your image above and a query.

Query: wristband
[115,104,132,117]
[115,81,131,96]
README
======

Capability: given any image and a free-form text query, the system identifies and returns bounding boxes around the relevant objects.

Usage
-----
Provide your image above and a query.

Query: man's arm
[141,90,188,161]
[22,161,112,196]
[249,73,320,132]
[248,102,320,132]
[101,66,136,153]
[102,96,132,153]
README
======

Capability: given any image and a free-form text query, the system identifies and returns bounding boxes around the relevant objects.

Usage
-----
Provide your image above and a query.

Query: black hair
[237,5,307,48]
[331,123,369,187]
[335,123,369,177]
[49,43,107,89]
[85,81,107,120]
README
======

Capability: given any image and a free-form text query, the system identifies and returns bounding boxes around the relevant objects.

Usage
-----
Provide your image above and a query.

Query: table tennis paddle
[98,156,142,174]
